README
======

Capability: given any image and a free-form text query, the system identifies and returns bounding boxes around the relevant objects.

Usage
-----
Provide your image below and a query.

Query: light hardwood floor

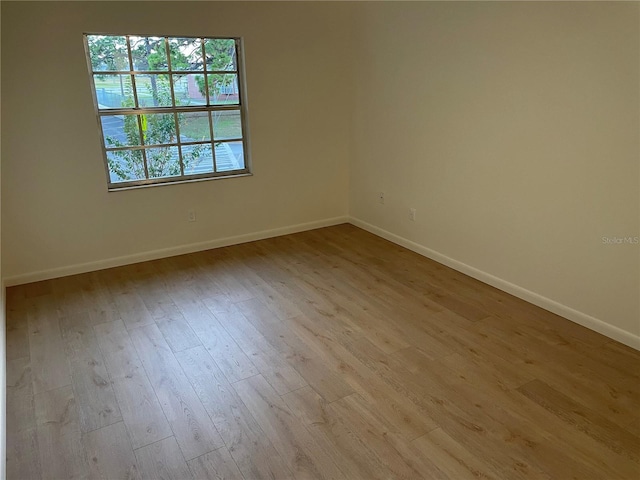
[5,224,640,479]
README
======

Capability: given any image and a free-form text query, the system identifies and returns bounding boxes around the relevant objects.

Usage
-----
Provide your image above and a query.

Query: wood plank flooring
[5,224,640,479]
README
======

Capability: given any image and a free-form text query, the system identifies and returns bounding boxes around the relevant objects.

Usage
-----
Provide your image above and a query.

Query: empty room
[1,1,639,479]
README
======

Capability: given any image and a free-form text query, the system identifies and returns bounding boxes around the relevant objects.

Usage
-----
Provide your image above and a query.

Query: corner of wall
[1,2,8,474]
[0,282,5,480]
[349,216,640,351]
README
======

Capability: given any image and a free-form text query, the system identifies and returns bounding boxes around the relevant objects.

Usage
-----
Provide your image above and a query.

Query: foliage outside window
[85,34,250,189]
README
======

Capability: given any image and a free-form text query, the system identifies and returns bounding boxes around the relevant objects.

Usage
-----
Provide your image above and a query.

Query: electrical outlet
[409,208,416,221]
[188,210,196,222]
[379,192,385,204]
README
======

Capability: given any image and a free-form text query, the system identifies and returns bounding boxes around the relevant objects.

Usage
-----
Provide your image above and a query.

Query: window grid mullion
[234,40,244,107]
[201,39,212,107]
[234,38,249,160]
[126,36,141,109]
[92,70,237,75]
[135,114,150,178]
[164,37,185,177]
[209,112,217,173]
[98,104,241,115]
[104,137,242,153]
[87,34,248,189]
[174,112,184,176]
[201,38,218,172]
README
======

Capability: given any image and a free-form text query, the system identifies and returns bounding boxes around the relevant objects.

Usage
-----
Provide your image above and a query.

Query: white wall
[0,2,5,474]
[1,1,352,283]
[350,2,639,346]
[2,1,638,349]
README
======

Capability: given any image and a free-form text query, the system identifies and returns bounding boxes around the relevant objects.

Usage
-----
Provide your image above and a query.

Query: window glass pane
[101,114,141,147]
[86,34,249,188]
[93,75,134,109]
[141,113,177,146]
[207,74,239,105]
[214,141,244,172]
[179,112,210,143]
[212,110,242,140]
[173,74,207,106]
[107,149,146,183]
[183,144,214,175]
[88,35,130,71]
[146,146,181,178]
[130,36,167,71]
[135,74,172,107]
[168,37,203,71]
[204,39,237,71]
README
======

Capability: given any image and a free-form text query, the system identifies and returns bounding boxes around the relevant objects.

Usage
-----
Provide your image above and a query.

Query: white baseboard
[349,216,640,350]
[0,281,6,480]
[3,216,349,287]
[5,213,637,349]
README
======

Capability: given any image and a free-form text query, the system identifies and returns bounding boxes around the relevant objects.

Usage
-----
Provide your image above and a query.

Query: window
[84,34,250,190]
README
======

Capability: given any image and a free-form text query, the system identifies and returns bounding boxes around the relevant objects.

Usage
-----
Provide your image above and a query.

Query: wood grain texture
[156,318,202,353]
[234,374,346,480]
[27,295,71,394]
[101,268,155,330]
[175,345,294,480]
[6,356,35,441]
[37,427,88,480]
[6,356,33,398]
[134,436,193,480]
[175,295,259,383]
[129,323,224,460]
[5,224,639,479]
[34,385,80,438]
[6,394,35,458]
[6,427,42,480]
[235,299,354,402]
[6,322,30,361]
[35,385,89,480]
[216,305,307,395]
[518,379,640,463]
[412,427,499,480]
[84,421,140,480]
[187,447,244,480]
[60,314,122,433]
[94,320,173,449]
[282,385,408,480]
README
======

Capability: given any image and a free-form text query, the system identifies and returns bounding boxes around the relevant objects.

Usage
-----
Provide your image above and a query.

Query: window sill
[107,171,252,192]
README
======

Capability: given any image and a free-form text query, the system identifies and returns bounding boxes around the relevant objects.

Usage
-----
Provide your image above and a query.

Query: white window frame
[84,34,251,190]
